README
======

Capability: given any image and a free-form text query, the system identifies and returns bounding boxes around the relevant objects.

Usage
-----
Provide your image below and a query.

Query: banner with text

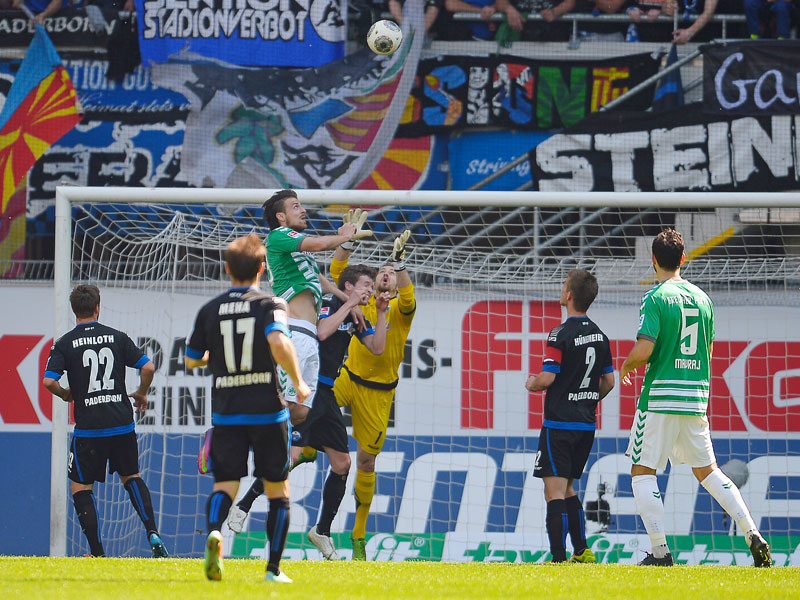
[24,115,189,218]
[0,53,190,219]
[449,130,553,191]
[134,0,346,67]
[530,103,800,191]
[396,52,661,137]
[702,40,800,116]
[151,2,424,189]
[0,9,121,47]
[239,532,800,565]
[1,53,190,118]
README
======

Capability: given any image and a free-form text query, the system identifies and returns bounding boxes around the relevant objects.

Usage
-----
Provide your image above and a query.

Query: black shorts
[211,423,289,483]
[533,427,595,480]
[290,384,349,454]
[68,431,140,484]
[308,384,349,454]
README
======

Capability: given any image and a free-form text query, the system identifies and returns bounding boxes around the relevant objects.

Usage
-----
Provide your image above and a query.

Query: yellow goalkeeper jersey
[331,256,415,385]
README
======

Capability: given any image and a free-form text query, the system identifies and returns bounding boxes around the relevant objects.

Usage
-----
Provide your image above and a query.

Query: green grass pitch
[2,557,799,600]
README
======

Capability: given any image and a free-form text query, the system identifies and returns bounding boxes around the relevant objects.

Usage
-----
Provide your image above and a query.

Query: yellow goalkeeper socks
[352,469,375,539]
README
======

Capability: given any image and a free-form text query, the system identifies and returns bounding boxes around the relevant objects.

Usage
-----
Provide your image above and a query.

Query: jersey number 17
[220,317,255,373]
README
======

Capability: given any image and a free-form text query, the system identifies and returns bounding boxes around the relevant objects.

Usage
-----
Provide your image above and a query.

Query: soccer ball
[367,20,403,55]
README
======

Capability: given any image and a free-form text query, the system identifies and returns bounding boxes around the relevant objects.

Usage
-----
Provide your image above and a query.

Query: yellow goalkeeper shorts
[334,367,395,454]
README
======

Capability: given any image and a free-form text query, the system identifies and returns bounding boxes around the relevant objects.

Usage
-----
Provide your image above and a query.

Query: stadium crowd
[2,0,798,44]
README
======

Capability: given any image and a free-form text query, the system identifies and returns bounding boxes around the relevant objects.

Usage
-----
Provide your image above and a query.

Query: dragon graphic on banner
[151,0,424,190]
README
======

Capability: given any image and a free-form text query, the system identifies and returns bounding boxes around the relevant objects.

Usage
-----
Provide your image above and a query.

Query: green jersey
[636,279,715,415]
[266,226,322,311]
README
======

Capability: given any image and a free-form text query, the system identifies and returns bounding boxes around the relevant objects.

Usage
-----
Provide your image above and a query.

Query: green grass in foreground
[2,556,798,600]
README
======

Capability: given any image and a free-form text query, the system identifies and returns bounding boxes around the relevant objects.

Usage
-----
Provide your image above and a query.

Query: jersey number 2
[83,347,115,392]
[580,346,596,389]
[220,317,255,373]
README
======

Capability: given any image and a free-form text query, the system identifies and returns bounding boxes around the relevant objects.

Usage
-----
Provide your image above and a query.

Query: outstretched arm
[391,230,415,314]
[330,208,372,281]
[330,249,349,285]
[299,222,356,252]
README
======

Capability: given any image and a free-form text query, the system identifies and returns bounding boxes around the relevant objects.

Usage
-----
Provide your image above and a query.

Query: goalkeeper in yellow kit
[330,216,415,560]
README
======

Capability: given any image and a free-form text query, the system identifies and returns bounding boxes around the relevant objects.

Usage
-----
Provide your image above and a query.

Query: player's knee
[356,453,376,472]
[692,463,717,482]
[70,481,93,495]
[289,403,309,425]
[263,479,290,499]
[331,452,351,474]
[631,464,656,477]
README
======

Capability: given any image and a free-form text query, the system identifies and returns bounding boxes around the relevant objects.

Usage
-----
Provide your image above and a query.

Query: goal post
[51,187,800,561]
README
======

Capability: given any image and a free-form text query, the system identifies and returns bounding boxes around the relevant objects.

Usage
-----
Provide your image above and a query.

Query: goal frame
[50,186,800,556]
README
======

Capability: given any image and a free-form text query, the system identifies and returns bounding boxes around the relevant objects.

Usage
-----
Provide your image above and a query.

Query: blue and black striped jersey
[541,316,613,428]
[186,286,289,424]
[44,321,149,435]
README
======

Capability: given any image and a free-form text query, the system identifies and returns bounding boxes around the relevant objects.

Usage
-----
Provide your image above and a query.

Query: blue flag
[652,44,684,112]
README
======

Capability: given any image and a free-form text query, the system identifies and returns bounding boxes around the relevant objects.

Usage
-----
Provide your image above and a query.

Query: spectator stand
[447,11,752,46]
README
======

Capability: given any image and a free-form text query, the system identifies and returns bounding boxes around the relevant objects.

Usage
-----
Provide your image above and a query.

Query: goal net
[53,188,800,564]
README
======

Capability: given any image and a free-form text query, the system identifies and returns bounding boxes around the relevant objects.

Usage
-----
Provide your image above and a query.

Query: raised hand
[338,222,357,239]
[341,209,373,251]
[348,208,374,241]
[391,229,411,264]
[375,291,392,311]
[350,305,368,332]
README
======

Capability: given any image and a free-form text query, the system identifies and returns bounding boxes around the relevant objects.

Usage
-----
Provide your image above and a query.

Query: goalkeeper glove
[390,229,411,272]
[340,208,373,251]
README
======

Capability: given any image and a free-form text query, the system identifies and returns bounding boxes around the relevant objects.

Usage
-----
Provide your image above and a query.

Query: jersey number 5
[680,306,699,356]
[220,317,255,373]
[83,347,115,392]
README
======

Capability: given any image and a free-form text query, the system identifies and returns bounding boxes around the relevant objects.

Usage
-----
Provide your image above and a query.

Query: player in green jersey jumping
[620,228,771,568]
[261,189,362,427]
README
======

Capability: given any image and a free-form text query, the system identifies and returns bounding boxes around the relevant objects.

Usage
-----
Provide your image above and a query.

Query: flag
[151,0,425,190]
[0,25,82,277]
[652,44,684,112]
[0,176,26,278]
